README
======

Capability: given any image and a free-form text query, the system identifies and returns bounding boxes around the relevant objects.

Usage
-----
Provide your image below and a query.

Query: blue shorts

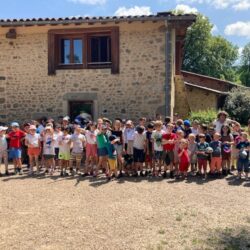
[97,147,108,157]
[9,148,22,159]
[237,159,249,173]
[133,147,145,163]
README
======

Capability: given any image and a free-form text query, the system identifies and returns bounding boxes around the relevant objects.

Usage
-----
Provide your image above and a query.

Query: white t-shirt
[191,127,199,135]
[133,132,146,150]
[124,128,135,142]
[0,135,7,152]
[85,130,97,145]
[43,134,56,155]
[54,131,63,148]
[58,134,71,154]
[151,130,164,151]
[71,133,85,154]
[25,133,41,148]
[213,119,232,133]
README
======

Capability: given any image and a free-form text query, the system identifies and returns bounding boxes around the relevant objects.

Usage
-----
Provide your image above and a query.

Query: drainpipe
[165,21,172,117]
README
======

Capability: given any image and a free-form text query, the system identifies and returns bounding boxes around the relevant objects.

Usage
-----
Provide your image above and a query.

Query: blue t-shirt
[106,143,117,159]
[210,141,222,157]
[236,141,250,160]
[196,142,209,159]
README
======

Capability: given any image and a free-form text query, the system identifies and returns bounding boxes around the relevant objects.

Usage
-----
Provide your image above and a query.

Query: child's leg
[4,152,8,174]
[35,156,39,172]
[210,157,216,174]
[29,155,34,173]
[203,160,207,176]
[198,159,202,174]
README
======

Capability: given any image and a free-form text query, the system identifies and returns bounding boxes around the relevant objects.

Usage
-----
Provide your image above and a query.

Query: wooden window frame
[48,27,119,75]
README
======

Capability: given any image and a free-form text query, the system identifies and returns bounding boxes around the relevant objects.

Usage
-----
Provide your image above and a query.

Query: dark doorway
[69,101,93,120]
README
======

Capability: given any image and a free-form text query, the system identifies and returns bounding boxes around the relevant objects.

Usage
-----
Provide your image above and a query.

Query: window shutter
[111,27,119,74]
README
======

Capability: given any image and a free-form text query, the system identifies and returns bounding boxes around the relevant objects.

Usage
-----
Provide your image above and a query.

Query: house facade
[0,12,196,123]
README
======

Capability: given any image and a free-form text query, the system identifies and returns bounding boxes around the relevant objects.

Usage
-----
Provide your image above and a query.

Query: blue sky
[0,0,249,50]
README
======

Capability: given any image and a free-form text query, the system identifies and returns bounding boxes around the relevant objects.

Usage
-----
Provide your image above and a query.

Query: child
[0,126,9,176]
[106,135,119,180]
[178,139,190,179]
[209,133,222,175]
[162,123,177,178]
[96,124,109,177]
[221,125,234,176]
[69,125,85,175]
[133,126,146,176]
[231,122,241,170]
[173,130,185,178]
[84,122,98,176]
[236,132,249,180]
[111,120,124,176]
[151,121,164,176]
[25,125,41,175]
[54,124,63,168]
[145,123,154,176]
[191,120,199,136]
[124,120,135,156]
[42,126,56,175]
[183,120,192,139]
[196,134,209,180]
[7,122,26,175]
[188,133,197,175]
[58,127,71,176]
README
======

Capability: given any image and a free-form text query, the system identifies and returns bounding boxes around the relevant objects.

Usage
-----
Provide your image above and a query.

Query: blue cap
[184,120,191,127]
[11,122,19,127]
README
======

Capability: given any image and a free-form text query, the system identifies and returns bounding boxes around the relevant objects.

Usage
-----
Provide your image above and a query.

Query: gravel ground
[0,166,250,250]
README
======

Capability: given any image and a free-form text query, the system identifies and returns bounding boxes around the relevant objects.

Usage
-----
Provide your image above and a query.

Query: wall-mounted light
[6,29,16,39]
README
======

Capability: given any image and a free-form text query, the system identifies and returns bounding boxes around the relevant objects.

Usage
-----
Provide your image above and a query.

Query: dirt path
[0,166,249,250]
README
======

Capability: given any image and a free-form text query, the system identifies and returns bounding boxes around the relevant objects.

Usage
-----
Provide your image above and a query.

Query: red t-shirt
[162,133,177,151]
[8,130,26,148]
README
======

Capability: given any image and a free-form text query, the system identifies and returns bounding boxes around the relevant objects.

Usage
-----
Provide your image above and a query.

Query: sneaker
[19,170,23,175]
[107,176,111,182]
[5,171,9,176]
[169,171,174,179]
[222,169,227,176]
[140,171,144,177]
[45,169,49,174]
[60,171,64,177]
[144,171,148,177]
[228,170,233,175]
[245,177,249,181]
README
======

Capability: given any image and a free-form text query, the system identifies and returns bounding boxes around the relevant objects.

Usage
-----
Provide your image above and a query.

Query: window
[48,27,119,75]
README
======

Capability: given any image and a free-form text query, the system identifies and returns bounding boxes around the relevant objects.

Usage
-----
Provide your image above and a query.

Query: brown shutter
[111,27,119,74]
[48,33,56,75]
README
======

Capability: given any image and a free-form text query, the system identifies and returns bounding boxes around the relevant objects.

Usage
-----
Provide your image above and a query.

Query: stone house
[0,12,196,123]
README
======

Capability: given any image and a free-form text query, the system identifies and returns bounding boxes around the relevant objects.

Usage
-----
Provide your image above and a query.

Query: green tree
[223,87,250,124]
[182,14,238,81]
[239,42,250,87]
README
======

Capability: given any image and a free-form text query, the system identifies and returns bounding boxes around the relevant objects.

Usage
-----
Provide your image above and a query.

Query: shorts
[9,148,22,159]
[97,147,108,157]
[43,154,55,160]
[222,151,231,160]
[86,143,97,158]
[28,147,41,157]
[114,144,123,155]
[59,152,71,161]
[190,154,197,164]
[154,151,163,161]
[237,159,249,173]
[133,147,145,163]
[70,152,83,162]
[108,158,117,171]
[164,151,174,165]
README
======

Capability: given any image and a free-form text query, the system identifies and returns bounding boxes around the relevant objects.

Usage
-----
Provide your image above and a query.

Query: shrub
[188,109,217,125]
[224,87,250,125]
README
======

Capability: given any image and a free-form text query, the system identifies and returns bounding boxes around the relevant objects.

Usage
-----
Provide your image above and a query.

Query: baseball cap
[0,126,8,132]
[11,122,19,127]
[63,116,70,121]
[184,120,191,127]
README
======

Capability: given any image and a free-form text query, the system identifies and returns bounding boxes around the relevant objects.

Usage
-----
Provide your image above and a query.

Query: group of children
[0,111,249,181]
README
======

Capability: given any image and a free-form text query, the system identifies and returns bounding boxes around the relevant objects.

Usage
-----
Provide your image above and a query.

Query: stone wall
[174,75,219,118]
[0,22,167,123]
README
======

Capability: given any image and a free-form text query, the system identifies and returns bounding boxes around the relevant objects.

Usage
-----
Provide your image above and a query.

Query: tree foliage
[223,87,250,124]
[239,42,250,87]
[183,14,238,81]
